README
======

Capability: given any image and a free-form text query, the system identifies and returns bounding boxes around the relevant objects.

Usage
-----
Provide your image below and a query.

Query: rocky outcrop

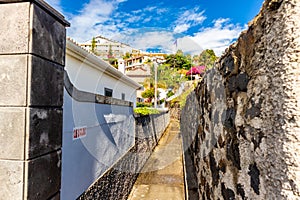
[181,0,300,199]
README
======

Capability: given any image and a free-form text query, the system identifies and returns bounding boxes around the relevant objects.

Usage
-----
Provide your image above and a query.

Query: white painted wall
[61,90,135,200]
[118,58,125,74]
[61,39,140,200]
[65,39,140,104]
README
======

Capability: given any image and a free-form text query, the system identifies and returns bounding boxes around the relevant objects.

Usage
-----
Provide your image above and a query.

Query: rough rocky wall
[181,0,300,199]
[78,112,170,200]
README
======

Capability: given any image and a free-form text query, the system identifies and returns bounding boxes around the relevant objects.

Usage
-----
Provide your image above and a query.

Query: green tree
[107,44,113,58]
[104,45,118,68]
[164,50,192,70]
[198,49,218,69]
[192,54,199,64]
[107,58,118,68]
[141,88,157,102]
[157,64,186,89]
[144,63,187,92]
[167,90,175,98]
[123,52,132,59]
[91,37,96,53]
[176,49,184,56]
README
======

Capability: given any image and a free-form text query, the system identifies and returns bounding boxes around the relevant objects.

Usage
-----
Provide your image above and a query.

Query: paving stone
[128,120,184,200]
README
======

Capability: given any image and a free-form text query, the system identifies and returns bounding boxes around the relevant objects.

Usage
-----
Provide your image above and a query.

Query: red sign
[73,126,87,140]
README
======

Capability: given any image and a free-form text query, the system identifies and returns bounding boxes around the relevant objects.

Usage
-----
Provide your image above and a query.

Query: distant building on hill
[80,36,169,102]
[119,53,167,102]
[119,52,166,84]
[79,35,141,59]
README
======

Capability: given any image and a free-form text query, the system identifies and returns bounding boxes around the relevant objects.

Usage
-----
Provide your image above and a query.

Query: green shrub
[167,90,175,98]
[134,107,160,116]
[170,85,195,109]
[136,102,152,107]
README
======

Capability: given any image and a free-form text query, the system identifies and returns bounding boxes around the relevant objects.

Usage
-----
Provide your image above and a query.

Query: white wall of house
[61,39,141,200]
[118,58,125,74]
[66,39,140,104]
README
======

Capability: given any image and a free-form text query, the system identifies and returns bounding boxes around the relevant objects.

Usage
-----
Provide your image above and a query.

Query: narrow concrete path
[128,120,185,200]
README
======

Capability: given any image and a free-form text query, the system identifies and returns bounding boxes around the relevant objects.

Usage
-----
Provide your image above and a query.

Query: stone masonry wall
[181,0,300,199]
[78,112,170,200]
[0,1,69,200]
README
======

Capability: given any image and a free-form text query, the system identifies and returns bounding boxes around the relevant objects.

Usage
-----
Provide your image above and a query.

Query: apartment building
[80,35,140,59]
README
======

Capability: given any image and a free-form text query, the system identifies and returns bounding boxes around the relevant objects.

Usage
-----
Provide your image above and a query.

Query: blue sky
[47,0,264,55]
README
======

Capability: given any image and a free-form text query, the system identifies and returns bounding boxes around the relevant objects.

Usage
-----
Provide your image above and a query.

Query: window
[121,93,125,100]
[104,88,113,97]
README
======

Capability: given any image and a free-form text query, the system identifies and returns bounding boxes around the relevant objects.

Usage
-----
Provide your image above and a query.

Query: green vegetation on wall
[134,107,160,116]
[170,84,195,109]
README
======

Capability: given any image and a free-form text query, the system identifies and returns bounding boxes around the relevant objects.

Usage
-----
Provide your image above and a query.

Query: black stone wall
[181,0,300,199]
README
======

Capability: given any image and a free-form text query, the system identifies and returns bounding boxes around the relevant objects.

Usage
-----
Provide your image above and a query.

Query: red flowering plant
[186,66,206,76]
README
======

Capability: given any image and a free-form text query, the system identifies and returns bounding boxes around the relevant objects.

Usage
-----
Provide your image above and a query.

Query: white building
[66,38,141,104]
[118,53,166,83]
[61,38,141,200]
[116,53,166,102]
[80,35,140,59]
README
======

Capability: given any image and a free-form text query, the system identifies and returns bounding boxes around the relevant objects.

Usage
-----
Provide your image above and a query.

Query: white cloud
[132,9,142,14]
[213,18,230,28]
[64,0,126,42]
[132,6,167,17]
[173,8,206,33]
[144,6,156,12]
[189,18,244,55]
[116,30,175,53]
[120,30,202,55]
[136,32,173,49]
[143,17,152,23]
[174,24,190,34]
[125,15,142,23]
[45,0,244,56]
[157,8,168,15]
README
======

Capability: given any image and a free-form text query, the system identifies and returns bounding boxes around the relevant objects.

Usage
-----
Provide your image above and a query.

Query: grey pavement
[128,120,185,200]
